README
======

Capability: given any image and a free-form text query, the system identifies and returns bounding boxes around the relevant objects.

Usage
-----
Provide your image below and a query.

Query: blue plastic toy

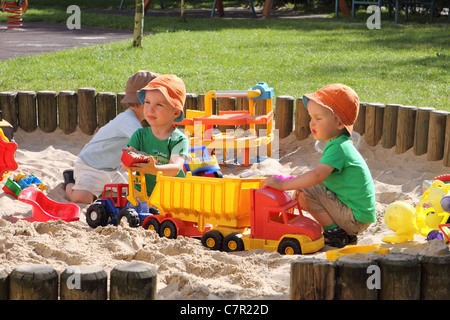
[184,145,223,178]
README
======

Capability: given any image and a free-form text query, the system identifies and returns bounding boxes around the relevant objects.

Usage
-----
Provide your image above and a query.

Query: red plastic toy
[18,187,80,222]
[0,128,18,181]
[121,149,151,167]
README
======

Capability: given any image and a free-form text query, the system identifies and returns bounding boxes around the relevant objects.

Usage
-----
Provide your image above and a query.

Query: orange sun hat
[137,74,186,122]
[302,83,359,135]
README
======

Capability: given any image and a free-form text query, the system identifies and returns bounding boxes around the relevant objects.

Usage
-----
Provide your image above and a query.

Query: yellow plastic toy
[382,201,417,243]
[382,179,450,243]
[326,244,390,261]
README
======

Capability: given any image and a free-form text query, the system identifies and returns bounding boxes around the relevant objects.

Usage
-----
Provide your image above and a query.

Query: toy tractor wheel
[159,220,177,239]
[278,239,301,255]
[201,230,223,251]
[143,218,160,233]
[117,208,140,227]
[86,204,108,228]
[14,172,25,182]
[149,205,160,215]
[222,233,244,252]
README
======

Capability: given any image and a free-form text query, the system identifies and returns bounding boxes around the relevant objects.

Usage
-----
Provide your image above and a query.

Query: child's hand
[262,177,284,190]
[129,156,157,174]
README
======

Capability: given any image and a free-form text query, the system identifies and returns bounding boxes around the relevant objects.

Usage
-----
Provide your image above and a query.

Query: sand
[0,128,448,300]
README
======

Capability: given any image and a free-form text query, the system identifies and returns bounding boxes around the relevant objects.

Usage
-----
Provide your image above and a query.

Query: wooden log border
[0,90,449,167]
[291,253,450,300]
[0,262,157,300]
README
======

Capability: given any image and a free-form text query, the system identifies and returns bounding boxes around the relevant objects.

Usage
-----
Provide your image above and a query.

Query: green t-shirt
[128,126,189,196]
[320,134,376,223]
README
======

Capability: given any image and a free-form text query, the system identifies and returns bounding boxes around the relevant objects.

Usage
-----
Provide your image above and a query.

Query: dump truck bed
[149,172,264,229]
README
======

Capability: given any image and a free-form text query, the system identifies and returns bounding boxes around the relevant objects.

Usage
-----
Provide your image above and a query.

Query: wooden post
[413,107,434,156]
[353,102,366,136]
[395,105,417,154]
[275,95,294,140]
[9,264,58,300]
[294,98,310,141]
[17,91,37,133]
[117,92,128,114]
[0,268,8,300]
[37,91,58,133]
[77,88,97,135]
[443,112,450,167]
[60,265,108,300]
[427,110,448,161]
[378,253,421,300]
[110,262,157,300]
[96,92,117,128]
[290,258,335,300]
[364,103,384,147]
[133,0,144,47]
[335,256,378,300]
[58,91,78,134]
[184,93,198,112]
[216,97,235,133]
[420,255,450,300]
[382,104,400,149]
[0,92,18,130]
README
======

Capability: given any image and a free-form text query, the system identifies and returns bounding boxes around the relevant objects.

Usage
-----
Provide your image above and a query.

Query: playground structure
[0,0,28,29]
[179,82,275,167]
[142,172,324,255]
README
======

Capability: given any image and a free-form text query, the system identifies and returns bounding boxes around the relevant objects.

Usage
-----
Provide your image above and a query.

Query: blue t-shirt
[79,109,142,171]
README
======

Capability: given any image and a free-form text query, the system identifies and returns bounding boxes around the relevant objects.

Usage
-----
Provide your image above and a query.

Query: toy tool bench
[178,82,275,167]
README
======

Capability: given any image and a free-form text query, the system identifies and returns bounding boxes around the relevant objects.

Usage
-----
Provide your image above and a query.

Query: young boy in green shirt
[124,74,189,196]
[263,83,376,248]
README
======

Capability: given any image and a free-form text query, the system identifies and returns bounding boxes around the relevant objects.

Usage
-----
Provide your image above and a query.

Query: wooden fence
[0,89,449,167]
[0,262,156,300]
[290,253,450,300]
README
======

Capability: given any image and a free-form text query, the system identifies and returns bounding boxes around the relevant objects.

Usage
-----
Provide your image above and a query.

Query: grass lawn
[0,3,448,110]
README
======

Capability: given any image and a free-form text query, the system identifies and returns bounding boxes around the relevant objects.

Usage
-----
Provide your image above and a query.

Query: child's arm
[128,153,185,177]
[263,163,334,191]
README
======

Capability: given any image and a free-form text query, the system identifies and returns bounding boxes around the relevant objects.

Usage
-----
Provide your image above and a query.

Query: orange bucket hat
[137,74,186,122]
[302,83,359,135]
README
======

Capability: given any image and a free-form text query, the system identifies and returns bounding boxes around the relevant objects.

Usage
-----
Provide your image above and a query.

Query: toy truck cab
[250,187,323,254]
[86,183,155,228]
[202,186,324,255]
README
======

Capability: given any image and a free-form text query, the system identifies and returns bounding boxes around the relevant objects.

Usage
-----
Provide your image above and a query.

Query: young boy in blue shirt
[64,70,159,203]
[125,74,189,197]
[263,83,376,248]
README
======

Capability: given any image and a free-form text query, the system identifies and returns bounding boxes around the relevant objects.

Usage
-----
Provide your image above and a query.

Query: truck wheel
[143,218,160,233]
[117,208,140,227]
[86,204,108,228]
[201,230,223,251]
[223,233,244,252]
[278,239,302,255]
[159,220,177,239]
